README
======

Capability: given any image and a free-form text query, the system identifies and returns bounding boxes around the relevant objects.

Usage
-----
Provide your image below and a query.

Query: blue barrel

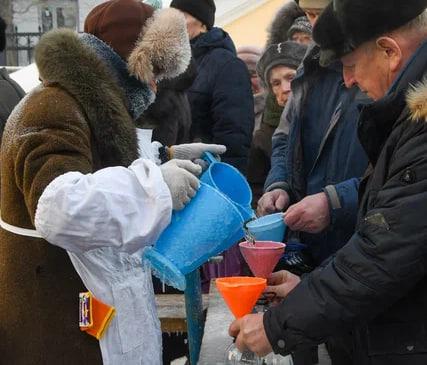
[143,183,244,291]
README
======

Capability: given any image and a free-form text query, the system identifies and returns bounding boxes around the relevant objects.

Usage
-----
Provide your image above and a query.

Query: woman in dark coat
[247,41,307,207]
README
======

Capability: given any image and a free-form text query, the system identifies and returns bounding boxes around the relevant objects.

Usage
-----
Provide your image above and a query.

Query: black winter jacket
[139,60,197,146]
[188,28,254,173]
[0,68,25,137]
[264,41,427,365]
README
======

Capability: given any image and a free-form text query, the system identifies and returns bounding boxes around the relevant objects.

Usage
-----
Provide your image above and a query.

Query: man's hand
[229,313,273,357]
[284,192,330,233]
[257,189,290,217]
[265,270,301,298]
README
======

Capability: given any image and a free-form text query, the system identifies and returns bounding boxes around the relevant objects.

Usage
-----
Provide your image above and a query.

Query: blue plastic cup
[143,183,244,291]
[246,213,286,242]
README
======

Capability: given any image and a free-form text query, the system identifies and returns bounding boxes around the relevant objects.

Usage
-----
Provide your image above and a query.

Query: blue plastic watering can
[143,153,254,291]
[201,152,255,240]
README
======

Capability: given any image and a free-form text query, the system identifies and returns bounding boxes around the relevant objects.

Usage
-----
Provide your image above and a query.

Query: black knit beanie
[0,17,6,52]
[170,0,216,29]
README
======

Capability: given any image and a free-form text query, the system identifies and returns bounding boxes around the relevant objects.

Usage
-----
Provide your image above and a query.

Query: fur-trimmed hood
[266,0,306,47]
[35,28,140,166]
[407,79,427,122]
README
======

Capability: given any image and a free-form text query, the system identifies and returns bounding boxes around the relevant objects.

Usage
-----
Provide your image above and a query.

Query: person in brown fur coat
[0,0,225,363]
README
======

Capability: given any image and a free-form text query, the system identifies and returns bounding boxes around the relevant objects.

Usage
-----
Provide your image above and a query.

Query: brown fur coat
[0,29,142,364]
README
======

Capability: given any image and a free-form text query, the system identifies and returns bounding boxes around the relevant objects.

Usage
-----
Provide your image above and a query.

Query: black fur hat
[313,0,427,66]
[335,0,427,48]
[0,17,6,52]
[313,3,353,66]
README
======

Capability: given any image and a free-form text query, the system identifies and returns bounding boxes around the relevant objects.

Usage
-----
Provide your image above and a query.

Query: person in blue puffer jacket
[170,0,255,174]
[258,0,370,267]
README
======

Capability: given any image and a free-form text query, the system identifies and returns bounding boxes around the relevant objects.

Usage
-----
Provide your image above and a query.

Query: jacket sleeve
[323,177,360,236]
[263,123,427,354]
[35,160,172,255]
[13,93,172,255]
[264,93,296,193]
[211,58,254,173]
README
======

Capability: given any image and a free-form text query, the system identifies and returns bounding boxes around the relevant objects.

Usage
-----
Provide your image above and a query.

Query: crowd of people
[0,0,427,364]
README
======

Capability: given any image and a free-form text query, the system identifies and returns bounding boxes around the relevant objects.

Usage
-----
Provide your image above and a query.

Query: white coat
[34,130,172,364]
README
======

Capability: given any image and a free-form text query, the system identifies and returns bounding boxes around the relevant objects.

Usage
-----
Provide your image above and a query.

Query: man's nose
[281,80,291,93]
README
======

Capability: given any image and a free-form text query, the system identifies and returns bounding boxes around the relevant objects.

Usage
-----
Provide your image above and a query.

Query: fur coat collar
[408,79,427,122]
[34,29,144,166]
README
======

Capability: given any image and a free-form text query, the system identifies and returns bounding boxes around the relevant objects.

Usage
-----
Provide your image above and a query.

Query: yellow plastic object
[216,277,266,319]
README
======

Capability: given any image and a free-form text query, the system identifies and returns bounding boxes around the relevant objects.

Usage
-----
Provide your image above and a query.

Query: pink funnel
[239,241,286,278]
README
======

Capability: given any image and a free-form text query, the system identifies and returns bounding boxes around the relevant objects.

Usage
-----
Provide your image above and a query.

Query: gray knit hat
[287,16,312,40]
[256,41,307,87]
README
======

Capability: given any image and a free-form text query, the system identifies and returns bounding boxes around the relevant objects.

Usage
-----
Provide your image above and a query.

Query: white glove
[160,159,202,211]
[170,143,226,160]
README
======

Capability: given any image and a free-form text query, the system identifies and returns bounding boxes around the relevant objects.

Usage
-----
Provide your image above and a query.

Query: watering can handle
[202,152,218,165]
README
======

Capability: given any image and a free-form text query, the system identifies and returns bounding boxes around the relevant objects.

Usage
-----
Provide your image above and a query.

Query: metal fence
[5,27,44,66]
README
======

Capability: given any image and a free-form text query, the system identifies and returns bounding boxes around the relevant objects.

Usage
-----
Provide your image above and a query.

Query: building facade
[6,0,103,65]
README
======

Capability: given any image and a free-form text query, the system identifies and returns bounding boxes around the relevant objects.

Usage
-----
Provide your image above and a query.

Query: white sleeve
[34,158,172,254]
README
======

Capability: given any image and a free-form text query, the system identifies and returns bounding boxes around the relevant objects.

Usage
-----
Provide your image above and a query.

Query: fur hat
[257,41,308,87]
[287,16,312,40]
[313,0,427,67]
[334,0,427,48]
[170,0,216,29]
[84,0,154,61]
[313,3,352,66]
[299,0,330,9]
[85,0,191,83]
[237,46,263,72]
[0,17,6,52]
[266,1,305,47]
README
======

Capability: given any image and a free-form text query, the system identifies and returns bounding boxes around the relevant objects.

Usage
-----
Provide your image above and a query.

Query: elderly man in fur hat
[0,0,226,363]
[229,1,427,364]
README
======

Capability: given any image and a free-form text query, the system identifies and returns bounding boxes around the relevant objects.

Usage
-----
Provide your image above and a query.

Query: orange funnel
[239,241,286,278]
[216,277,267,318]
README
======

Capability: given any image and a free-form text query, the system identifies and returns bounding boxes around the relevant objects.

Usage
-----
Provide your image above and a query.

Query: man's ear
[376,36,402,73]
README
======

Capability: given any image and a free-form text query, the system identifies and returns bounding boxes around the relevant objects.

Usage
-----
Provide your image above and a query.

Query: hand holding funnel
[216,277,267,364]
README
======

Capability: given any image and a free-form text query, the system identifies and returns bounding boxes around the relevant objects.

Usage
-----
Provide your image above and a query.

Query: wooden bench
[155,294,209,333]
